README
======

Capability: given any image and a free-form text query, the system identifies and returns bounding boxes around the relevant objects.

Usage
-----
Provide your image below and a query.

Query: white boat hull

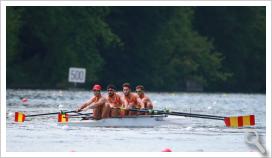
[58,115,168,128]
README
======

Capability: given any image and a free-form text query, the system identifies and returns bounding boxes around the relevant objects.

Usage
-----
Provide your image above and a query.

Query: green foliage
[7,7,120,88]
[103,7,228,91]
[6,6,265,92]
[149,7,229,90]
[194,7,266,92]
[6,7,24,85]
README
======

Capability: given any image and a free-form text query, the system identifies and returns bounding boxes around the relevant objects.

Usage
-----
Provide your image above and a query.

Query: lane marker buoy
[162,148,172,152]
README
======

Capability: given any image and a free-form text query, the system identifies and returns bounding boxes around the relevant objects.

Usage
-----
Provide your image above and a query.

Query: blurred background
[6,6,266,92]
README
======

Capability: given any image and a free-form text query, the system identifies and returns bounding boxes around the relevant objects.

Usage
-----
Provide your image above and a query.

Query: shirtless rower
[135,85,153,109]
[122,82,144,115]
[105,84,123,117]
[76,84,110,120]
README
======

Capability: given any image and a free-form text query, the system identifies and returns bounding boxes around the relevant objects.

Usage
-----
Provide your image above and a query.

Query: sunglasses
[136,90,142,93]
[107,89,114,92]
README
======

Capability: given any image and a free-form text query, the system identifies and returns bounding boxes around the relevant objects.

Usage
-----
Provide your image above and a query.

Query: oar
[129,109,223,119]
[67,116,94,120]
[72,112,92,116]
[14,110,76,122]
[58,112,94,122]
[170,111,224,120]
[66,112,92,117]
[59,112,93,122]
[129,109,255,128]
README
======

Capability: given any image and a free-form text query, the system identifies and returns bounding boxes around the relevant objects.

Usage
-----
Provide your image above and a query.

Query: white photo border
[1,1,271,157]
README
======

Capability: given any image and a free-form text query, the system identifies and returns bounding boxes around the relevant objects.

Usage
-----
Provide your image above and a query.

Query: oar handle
[68,112,92,117]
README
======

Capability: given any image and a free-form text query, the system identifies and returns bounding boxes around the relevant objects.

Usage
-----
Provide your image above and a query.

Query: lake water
[6,89,266,152]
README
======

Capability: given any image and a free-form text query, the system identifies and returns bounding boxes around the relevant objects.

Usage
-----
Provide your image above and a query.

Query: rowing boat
[58,115,169,128]
[15,108,256,128]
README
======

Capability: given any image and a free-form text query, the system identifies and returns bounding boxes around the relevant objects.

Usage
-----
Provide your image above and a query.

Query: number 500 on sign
[68,67,86,83]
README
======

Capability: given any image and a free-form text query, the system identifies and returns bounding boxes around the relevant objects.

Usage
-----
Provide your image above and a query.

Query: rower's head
[92,84,102,96]
[107,84,116,96]
[122,82,131,96]
[136,85,144,96]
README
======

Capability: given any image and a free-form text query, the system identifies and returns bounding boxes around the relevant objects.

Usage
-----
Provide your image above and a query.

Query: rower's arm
[120,99,125,108]
[121,97,128,108]
[77,98,94,111]
[137,97,145,109]
[88,97,106,109]
[144,97,153,109]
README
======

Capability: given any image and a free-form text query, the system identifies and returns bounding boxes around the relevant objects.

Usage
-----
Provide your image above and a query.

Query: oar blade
[14,112,26,123]
[58,112,69,123]
[224,115,255,128]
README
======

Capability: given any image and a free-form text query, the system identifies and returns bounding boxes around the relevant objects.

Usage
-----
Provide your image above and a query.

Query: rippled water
[6,89,266,152]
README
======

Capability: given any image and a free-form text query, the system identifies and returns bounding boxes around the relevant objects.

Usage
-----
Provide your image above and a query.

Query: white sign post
[68,67,86,88]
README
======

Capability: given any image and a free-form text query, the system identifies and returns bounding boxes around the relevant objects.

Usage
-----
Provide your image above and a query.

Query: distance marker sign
[68,67,86,83]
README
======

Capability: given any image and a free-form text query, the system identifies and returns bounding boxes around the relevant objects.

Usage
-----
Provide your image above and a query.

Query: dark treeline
[6,6,266,92]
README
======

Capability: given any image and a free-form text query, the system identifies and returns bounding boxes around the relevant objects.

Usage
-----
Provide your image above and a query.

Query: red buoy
[162,148,172,152]
[21,98,28,103]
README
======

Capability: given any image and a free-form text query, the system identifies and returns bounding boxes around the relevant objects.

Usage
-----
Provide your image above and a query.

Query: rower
[135,85,153,110]
[105,84,123,117]
[76,84,110,120]
[122,82,144,115]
